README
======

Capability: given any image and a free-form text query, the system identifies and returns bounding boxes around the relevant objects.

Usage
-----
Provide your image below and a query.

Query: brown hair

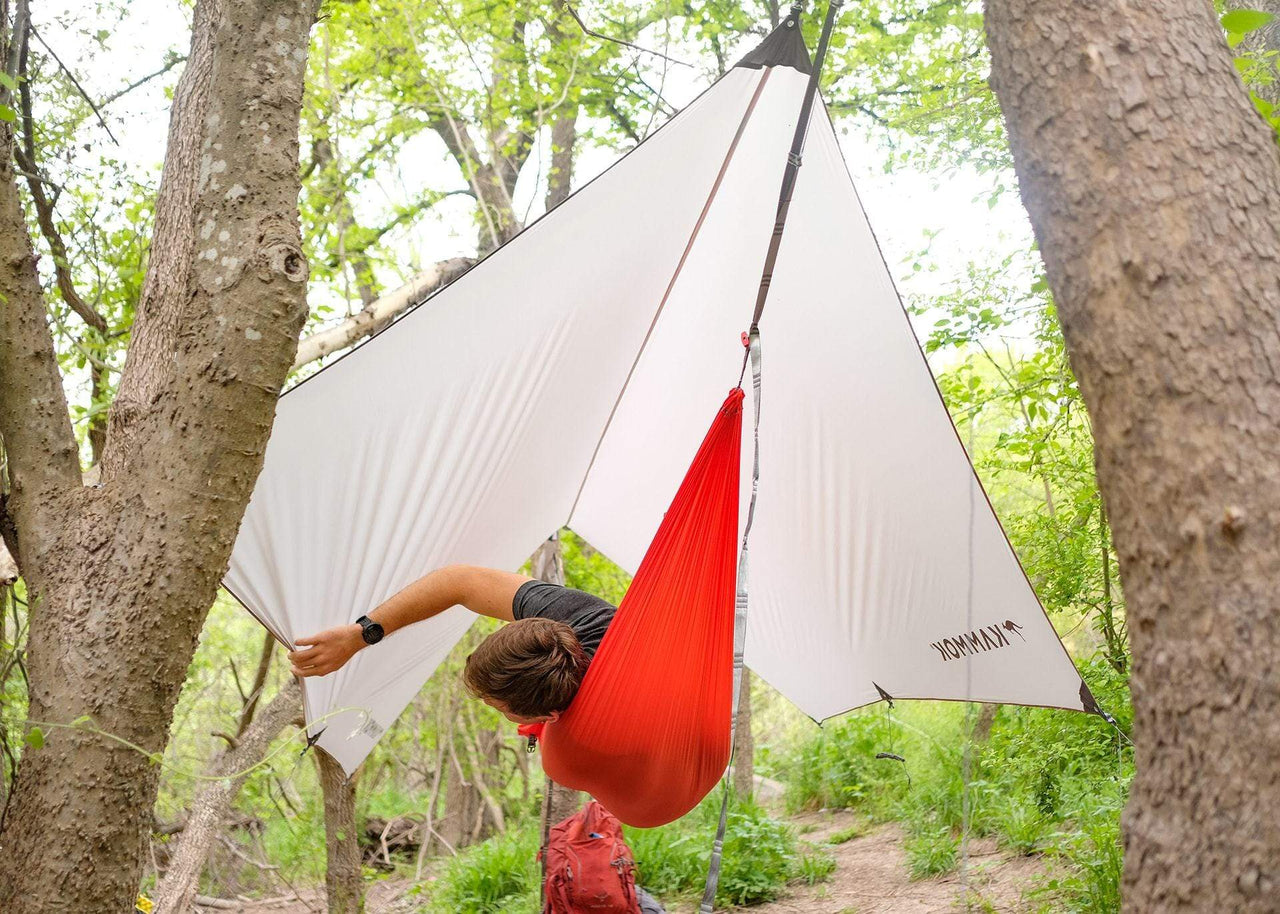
[463,619,589,717]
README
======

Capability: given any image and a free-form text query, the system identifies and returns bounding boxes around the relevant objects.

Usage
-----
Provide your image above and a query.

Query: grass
[903,820,958,880]
[795,847,837,885]
[422,825,540,914]
[827,823,866,845]
[781,656,1133,901]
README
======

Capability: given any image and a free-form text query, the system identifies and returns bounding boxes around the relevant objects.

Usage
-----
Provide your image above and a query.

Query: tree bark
[152,679,302,914]
[0,2,315,910]
[317,747,363,914]
[985,2,1280,909]
[99,0,220,476]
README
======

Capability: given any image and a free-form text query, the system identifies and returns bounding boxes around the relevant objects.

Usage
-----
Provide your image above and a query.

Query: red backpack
[541,800,639,913]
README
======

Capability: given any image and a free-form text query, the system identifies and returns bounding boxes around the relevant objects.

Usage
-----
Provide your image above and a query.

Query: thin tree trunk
[985,2,1280,909]
[545,109,577,211]
[317,748,363,914]
[152,679,302,914]
[0,2,315,910]
[438,720,482,852]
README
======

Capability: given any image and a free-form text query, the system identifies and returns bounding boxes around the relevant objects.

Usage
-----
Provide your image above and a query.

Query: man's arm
[287,565,532,677]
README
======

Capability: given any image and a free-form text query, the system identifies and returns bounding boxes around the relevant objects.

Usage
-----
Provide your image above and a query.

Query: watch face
[363,622,384,644]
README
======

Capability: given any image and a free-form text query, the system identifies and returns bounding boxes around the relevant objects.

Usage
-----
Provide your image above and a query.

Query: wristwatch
[356,615,384,645]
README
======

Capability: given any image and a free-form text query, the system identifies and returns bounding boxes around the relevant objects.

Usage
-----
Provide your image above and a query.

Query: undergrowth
[416,791,821,912]
[783,656,1132,907]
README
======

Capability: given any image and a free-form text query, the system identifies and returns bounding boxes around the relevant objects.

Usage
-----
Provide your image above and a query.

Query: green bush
[1045,815,1123,914]
[427,826,540,914]
[626,794,799,906]
[992,792,1053,855]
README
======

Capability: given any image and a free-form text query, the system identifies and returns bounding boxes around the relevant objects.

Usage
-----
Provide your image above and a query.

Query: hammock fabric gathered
[521,388,745,827]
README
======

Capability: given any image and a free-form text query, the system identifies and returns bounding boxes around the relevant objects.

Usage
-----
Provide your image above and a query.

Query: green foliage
[1040,815,1124,914]
[414,795,800,911]
[920,247,1127,674]
[990,792,1052,855]
[903,819,958,880]
[426,825,541,914]
[561,530,631,605]
[1221,7,1280,136]
[783,675,1132,897]
[626,794,799,906]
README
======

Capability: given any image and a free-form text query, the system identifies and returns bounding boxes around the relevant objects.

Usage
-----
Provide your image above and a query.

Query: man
[288,564,616,725]
[289,565,667,914]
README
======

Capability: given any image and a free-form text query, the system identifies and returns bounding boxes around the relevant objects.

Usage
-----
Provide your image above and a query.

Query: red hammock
[523,387,743,827]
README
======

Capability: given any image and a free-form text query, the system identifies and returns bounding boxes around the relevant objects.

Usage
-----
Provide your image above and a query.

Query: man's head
[463,618,589,724]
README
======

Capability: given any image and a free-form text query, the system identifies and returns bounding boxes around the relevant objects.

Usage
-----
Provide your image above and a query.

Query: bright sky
[35,0,1036,340]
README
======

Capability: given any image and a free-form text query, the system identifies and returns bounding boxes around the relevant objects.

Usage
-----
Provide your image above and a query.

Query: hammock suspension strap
[700,329,762,914]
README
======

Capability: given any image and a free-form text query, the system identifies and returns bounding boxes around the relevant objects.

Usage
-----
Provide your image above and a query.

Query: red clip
[740,331,750,348]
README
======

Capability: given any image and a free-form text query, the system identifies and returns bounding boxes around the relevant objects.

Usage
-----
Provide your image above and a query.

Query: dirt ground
[224,808,1052,914]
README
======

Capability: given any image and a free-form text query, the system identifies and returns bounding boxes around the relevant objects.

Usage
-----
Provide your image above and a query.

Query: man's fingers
[294,634,321,647]
[288,646,321,662]
[292,663,330,677]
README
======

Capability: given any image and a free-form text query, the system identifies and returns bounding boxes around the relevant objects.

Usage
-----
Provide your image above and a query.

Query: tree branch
[99,53,186,108]
[101,0,219,478]
[0,97,80,566]
[292,257,474,371]
[28,24,119,146]
[0,0,28,110]
[15,35,107,332]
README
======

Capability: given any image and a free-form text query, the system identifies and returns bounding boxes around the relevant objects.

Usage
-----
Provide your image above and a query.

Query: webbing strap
[700,330,762,913]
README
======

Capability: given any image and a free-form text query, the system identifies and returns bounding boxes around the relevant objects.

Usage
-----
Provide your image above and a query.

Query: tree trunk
[317,748,363,914]
[985,2,1280,909]
[0,2,315,910]
[545,109,577,211]
[152,679,302,914]
[732,669,754,799]
[437,738,481,852]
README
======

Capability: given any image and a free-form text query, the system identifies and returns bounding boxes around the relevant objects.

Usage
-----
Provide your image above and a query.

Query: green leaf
[0,72,16,91]
[26,727,44,750]
[1222,9,1275,35]
[0,105,16,123]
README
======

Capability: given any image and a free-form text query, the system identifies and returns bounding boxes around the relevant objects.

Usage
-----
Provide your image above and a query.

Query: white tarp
[225,26,1091,775]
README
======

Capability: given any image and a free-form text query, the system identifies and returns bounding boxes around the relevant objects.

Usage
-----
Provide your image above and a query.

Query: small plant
[904,821,958,880]
[793,847,836,885]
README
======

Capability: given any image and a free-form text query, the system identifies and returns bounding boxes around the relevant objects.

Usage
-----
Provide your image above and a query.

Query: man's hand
[288,624,365,677]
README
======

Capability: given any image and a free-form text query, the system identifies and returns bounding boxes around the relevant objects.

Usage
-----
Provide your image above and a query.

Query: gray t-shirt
[511,581,617,660]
